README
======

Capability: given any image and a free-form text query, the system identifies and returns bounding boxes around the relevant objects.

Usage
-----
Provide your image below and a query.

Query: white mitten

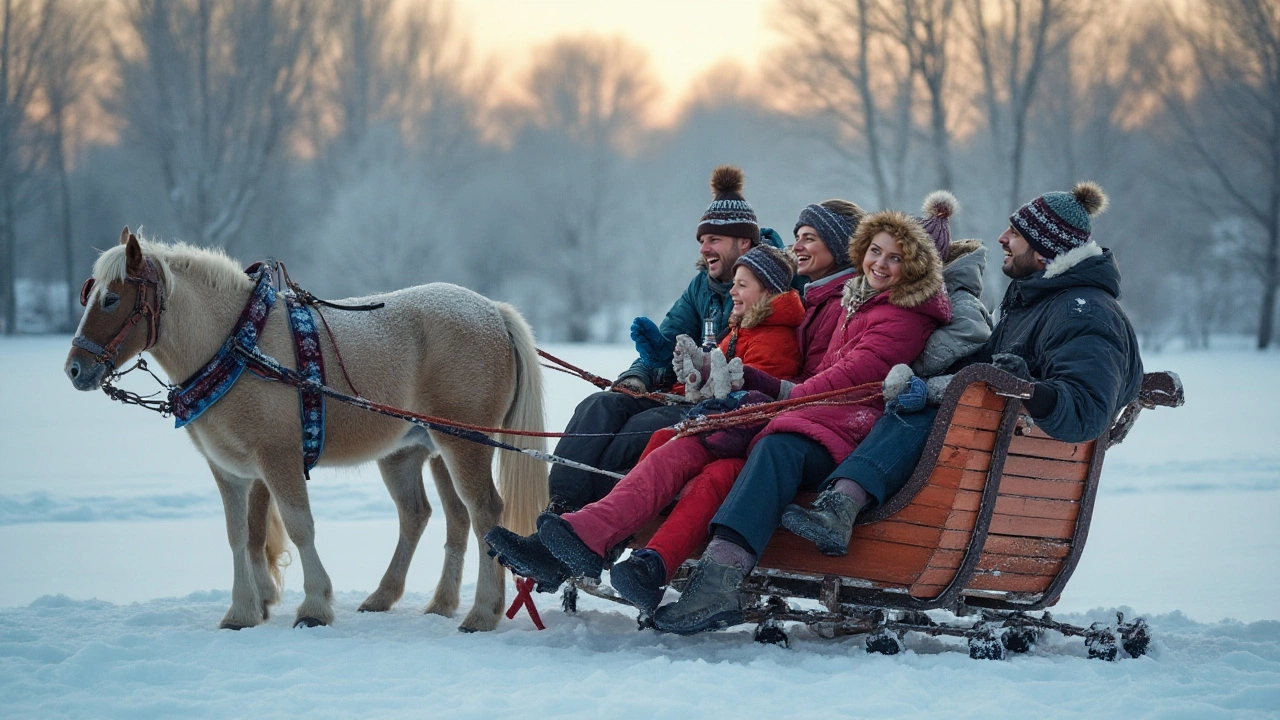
[882,363,915,402]
[673,334,711,399]
[700,352,745,399]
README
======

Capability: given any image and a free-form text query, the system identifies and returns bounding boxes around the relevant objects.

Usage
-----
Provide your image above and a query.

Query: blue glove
[886,376,927,414]
[759,226,785,249]
[991,353,1031,381]
[631,317,674,369]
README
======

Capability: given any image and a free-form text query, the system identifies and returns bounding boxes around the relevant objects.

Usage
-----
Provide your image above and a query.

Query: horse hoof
[457,626,478,634]
[294,616,326,628]
[219,622,249,631]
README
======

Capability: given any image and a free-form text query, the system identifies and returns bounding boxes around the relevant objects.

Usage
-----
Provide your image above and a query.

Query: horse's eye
[102,293,120,312]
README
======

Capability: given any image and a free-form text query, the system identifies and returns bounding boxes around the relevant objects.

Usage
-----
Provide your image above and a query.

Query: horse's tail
[495,302,549,537]
[265,497,291,590]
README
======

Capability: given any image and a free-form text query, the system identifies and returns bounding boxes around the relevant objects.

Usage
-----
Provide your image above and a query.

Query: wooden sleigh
[565,364,1185,660]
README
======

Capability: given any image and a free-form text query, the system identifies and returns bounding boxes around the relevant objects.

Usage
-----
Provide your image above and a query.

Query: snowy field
[1,335,1278,718]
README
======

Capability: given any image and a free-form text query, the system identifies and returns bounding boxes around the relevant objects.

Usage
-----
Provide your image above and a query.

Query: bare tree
[115,0,320,250]
[771,0,916,208]
[0,0,56,334]
[514,36,658,341]
[880,0,959,190]
[963,0,1089,210]
[1153,0,1280,348]
[35,0,99,328]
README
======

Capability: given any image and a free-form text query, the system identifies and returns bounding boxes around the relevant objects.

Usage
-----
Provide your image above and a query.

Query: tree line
[2,0,1276,350]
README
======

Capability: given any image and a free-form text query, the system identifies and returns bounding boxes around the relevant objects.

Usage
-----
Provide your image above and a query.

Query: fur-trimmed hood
[732,289,805,331]
[846,210,945,309]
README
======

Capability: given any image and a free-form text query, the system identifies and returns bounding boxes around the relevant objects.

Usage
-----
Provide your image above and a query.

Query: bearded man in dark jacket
[781,182,1145,562]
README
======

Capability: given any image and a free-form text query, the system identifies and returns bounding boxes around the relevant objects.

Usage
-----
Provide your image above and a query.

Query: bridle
[72,257,165,370]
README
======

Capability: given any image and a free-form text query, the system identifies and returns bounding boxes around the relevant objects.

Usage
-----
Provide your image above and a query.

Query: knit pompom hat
[697,165,760,243]
[918,190,958,260]
[1010,182,1109,259]
[733,244,796,295]
[794,200,863,268]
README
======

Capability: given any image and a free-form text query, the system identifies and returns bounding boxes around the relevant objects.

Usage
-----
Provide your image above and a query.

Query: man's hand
[631,317,673,368]
[992,353,1032,381]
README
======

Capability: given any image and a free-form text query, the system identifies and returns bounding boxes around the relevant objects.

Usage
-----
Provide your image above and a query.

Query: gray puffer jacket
[910,239,993,377]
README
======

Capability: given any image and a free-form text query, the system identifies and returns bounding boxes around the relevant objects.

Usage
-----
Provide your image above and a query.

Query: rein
[73,258,164,370]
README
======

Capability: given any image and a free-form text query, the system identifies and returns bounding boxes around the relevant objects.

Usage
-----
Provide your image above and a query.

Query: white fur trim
[1043,241,1102,279]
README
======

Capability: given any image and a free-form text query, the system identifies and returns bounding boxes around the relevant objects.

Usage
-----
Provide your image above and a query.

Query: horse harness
[167,263,329,474]
[73,258,165,369]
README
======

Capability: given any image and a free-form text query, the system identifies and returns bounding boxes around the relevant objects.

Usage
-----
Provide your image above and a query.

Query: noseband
[73,258,165,369]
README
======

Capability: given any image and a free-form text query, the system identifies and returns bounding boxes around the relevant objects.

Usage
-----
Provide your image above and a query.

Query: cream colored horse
[65,229,548,632]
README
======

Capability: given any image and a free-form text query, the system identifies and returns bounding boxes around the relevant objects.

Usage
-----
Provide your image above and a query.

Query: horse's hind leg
[246,479,283,619]
[423,454,470,618]
[359,445,432,613]
[436,438,505,632]
[210,464,268,629]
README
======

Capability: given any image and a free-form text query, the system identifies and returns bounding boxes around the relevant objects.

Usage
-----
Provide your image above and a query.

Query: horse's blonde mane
[92,234,252,297]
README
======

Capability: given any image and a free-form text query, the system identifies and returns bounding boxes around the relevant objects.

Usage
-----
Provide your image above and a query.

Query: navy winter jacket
[964,247,1142,443]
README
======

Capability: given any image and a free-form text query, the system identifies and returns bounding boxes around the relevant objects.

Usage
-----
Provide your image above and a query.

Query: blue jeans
[710,433,836,556]
[823,406,938,507]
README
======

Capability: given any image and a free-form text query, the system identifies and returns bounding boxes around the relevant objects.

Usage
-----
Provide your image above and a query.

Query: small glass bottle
[701,318,716,352]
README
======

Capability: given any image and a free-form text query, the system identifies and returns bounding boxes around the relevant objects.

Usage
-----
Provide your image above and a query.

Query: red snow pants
[559,428,746,583]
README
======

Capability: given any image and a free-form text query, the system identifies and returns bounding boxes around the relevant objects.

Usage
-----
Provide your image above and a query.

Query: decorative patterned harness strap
[168,265,328,475]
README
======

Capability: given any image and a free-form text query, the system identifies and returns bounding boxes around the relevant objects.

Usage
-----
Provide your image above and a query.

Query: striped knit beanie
[794,203,858,267]
[733,245,796,295]
[1010,182,1109,259]
[697,165,760,243]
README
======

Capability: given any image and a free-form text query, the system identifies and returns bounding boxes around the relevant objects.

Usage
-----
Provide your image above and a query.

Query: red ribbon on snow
[505,576,546,630]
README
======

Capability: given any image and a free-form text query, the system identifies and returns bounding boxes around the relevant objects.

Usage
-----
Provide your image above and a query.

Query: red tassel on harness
[505,576,546,630]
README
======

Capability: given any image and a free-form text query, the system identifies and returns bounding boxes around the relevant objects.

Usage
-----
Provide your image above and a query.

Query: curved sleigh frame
[740,364,1185,614]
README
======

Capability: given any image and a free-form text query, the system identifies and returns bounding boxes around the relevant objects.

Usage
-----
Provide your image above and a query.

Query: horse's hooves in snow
[457,626,478,634]
[293,616,327,628]
[219,622,249,631]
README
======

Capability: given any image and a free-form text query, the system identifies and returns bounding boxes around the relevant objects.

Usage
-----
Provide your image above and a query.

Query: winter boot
[536,512,605,580]
[780,486,867,556]
[484,526,570,590]
[610,549,667,614]
[651,555,747,635]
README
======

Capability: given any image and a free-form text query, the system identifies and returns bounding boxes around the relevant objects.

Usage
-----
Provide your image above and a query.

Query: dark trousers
[823,406,939,507]
[710,433,836,556]
[548,391,689,511]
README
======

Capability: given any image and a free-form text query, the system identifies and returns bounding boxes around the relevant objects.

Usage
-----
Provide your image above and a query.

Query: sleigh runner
[564,363,1183,659]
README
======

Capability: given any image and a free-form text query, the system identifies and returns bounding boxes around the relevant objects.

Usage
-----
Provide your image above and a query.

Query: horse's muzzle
[65,355,106,391]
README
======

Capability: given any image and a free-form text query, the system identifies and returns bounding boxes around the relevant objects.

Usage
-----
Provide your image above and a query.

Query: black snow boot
[536,512,605,580]
[610,549,667,614]
[484,525,570,590]
[651,555,746,635]
[780,487,867,556]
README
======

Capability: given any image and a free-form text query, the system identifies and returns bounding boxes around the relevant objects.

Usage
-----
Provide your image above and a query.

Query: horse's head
[65,227,166,391]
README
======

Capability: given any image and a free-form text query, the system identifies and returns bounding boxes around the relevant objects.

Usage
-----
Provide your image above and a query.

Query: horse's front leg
[258,452,334,627]
[246,479,284,618]
[210,464,268,629]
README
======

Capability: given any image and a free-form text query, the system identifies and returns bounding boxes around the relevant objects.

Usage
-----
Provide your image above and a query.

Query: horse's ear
[125,233,144,274]
[119,227,130,245]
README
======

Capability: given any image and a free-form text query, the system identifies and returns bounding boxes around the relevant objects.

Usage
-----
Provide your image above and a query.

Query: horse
[65,228,548,632]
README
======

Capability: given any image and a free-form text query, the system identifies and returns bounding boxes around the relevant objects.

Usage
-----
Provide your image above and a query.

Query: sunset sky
[461,0,775,118]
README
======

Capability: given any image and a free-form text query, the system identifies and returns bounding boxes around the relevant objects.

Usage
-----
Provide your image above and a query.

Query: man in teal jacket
[550,166,773,511]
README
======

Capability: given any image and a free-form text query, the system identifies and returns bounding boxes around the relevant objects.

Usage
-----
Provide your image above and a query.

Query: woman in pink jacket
[650,209,951,635]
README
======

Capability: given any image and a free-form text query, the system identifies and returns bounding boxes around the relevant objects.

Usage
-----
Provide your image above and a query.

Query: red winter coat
[753,287,952,463]
[792,268,858,382]
[721,289,805,380]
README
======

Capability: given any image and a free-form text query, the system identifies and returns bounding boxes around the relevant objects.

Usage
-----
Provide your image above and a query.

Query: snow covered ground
[1,336,1277,718]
